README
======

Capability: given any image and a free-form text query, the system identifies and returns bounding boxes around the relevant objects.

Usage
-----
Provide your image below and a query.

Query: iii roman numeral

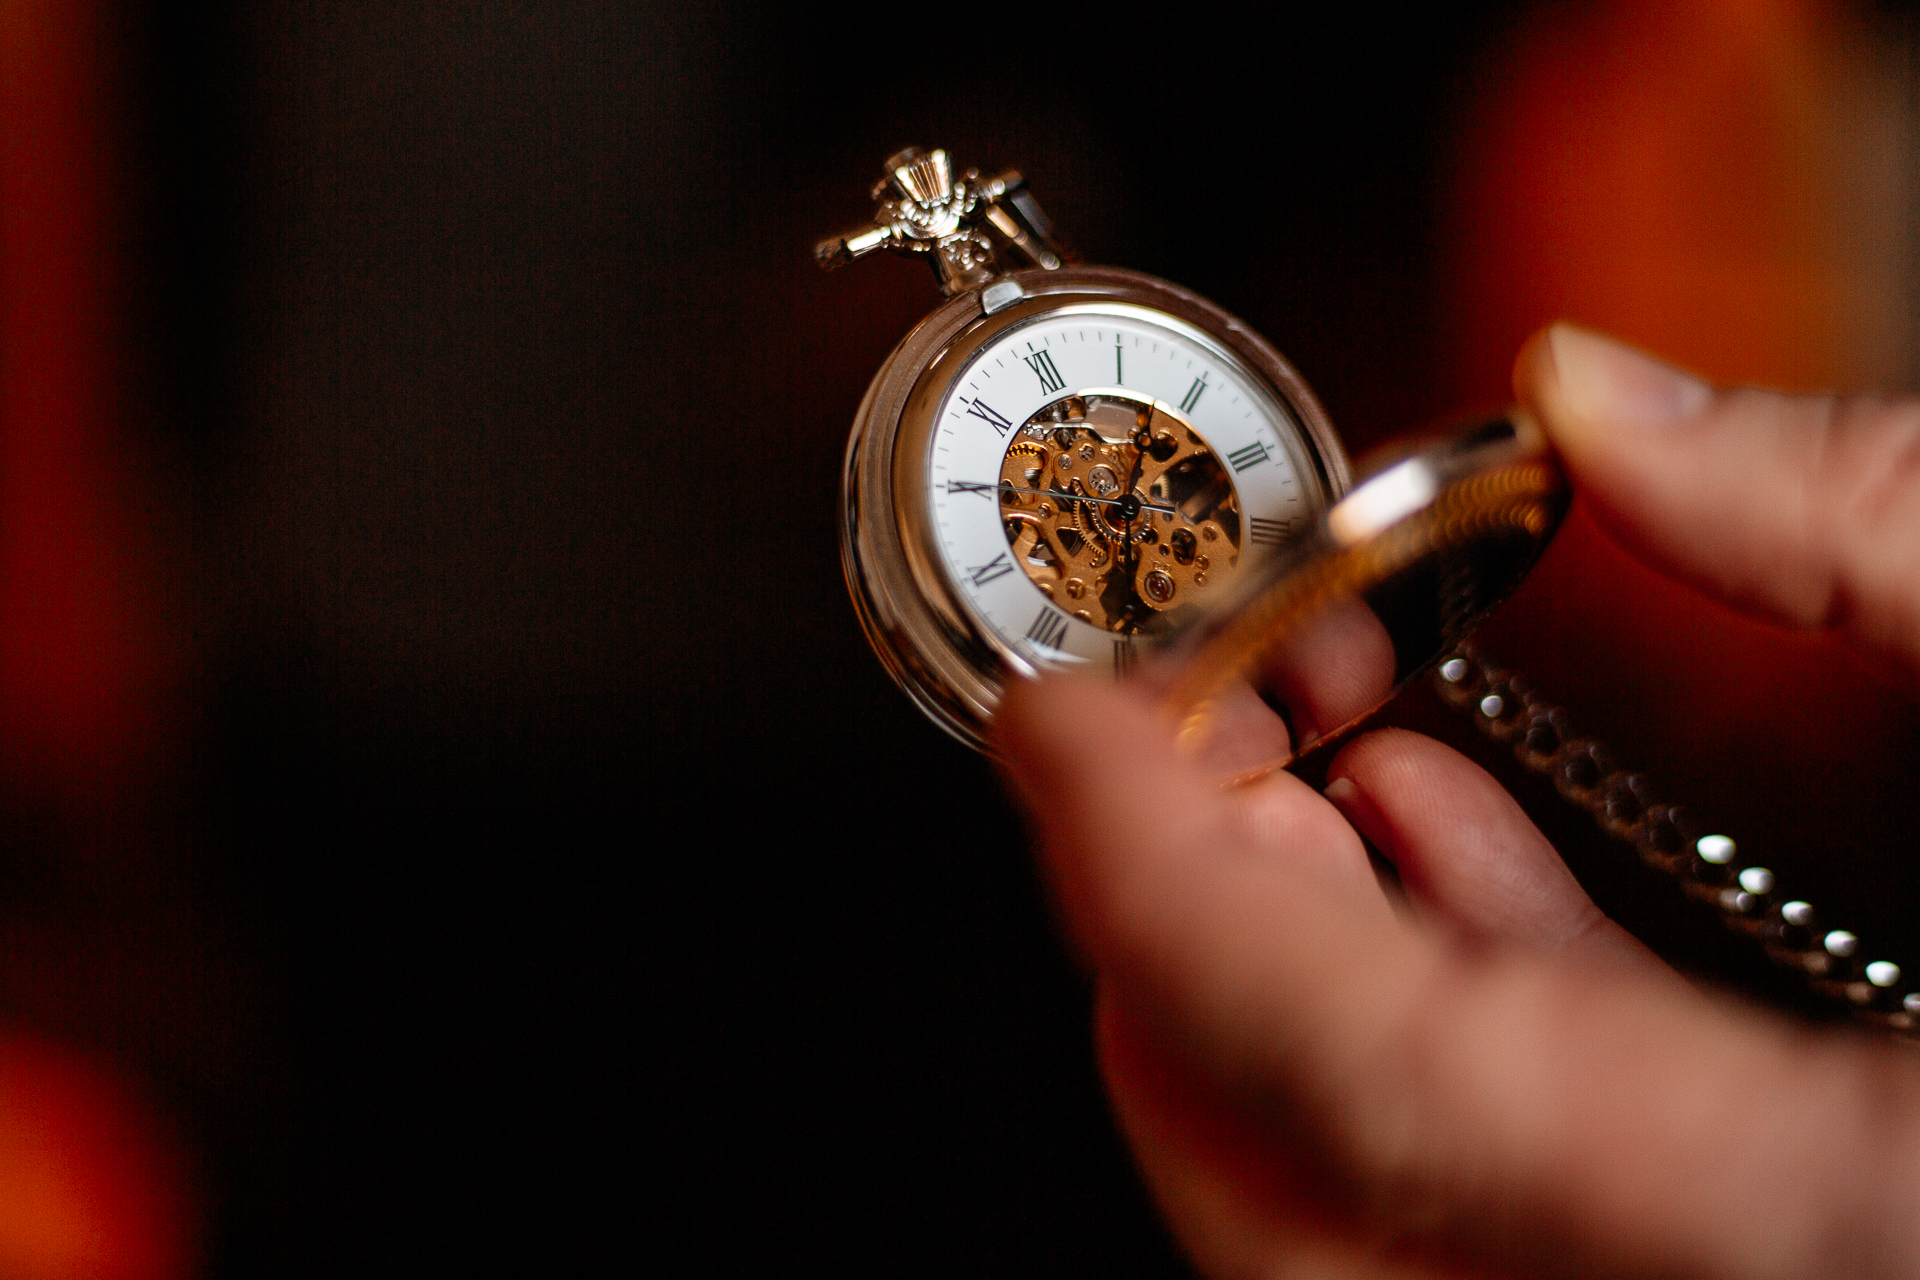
[1112,637,1136,675]
[1248,516,1291,547]
[962,398,1014,435]
[946,479,998,499]
[967,553,1014,587]
[1178,376,1207,414]
[1023,348,1065,395]
[1227,440,1270,473]
[1024,606,1069,652]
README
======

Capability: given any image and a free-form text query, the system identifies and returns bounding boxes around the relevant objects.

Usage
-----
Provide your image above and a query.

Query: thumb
[1515,323,1920,667]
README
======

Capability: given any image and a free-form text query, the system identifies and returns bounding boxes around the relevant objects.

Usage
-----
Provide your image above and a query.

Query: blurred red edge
[0,4,191,1278]
[0,0,152,789]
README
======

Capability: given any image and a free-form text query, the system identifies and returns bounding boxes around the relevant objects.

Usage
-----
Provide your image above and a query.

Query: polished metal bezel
[840,265,1352,751]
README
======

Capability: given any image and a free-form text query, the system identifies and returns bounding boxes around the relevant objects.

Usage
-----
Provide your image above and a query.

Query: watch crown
[820,146,1070,297]
[884,146,955,205]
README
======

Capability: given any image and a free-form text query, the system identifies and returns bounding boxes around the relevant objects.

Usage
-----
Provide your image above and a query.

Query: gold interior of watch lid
[1162,437,1566,786]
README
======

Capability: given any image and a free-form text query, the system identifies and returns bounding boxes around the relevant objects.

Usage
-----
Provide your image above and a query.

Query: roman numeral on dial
[1024,607,1069,652]
[946,479,998,499]
[962,398,1013,435]
[1023,348,1065,395]
[1115,342,1124,384]
[1248,516,1292,547]
[1112,637,1136,675]
[1227,440,1270,472]
[967,553,1013,587]
[1178,376,1207,414]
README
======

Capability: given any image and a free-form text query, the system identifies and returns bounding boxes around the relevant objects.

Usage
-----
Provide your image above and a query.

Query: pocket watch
[818,146,1353,750]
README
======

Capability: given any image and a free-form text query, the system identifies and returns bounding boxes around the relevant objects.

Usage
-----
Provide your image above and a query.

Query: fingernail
[1322,776,1396,874]
[1548,324,1712,430]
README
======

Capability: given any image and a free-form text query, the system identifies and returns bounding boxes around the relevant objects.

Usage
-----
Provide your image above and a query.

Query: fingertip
[1510,322,1559,414]
[1326,725,1434,792]
[1515,322,1715,463]
[991,670,1201,852]
[986,667,1049,761]
[990,672,1123,820]
[1325,729,1624,953]
[1319,767,1385,852]
[992,670,1160,763]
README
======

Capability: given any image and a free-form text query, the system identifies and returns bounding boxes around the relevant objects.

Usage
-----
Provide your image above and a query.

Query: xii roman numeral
[1248,516,1291,547]
[1023,348,1066,395]
[967,553,1013,587]
[1178,376,1207,414]
[962,398,1014,435]
[946,479,998,499]
[1227,440,1270,473]
[1112,637,1136,675]
[1024,607,1069,652]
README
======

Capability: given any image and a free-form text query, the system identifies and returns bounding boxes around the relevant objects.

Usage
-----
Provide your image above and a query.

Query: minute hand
[999,484,1175,515]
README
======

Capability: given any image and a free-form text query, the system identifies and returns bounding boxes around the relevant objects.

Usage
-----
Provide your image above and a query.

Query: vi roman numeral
[962,398,1014,435]
[1023,348,1066,395]
[1227,440,1270,473]
[1178,376,1207,414]
[1024,606,1069,652]
[967,553,1014,587]
[1248,516,1292,547]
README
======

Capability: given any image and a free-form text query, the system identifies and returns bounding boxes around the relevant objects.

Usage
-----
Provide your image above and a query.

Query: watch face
[925,303,1317,675]
[840,267,1348,750]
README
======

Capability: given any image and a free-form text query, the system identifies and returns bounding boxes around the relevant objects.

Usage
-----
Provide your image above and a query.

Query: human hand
[992,324,1920,1278]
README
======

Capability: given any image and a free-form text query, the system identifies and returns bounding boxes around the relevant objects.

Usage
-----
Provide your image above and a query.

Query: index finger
[1515,324,1920,667]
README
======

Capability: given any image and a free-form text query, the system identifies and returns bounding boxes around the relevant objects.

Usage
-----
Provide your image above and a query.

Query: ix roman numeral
[1024,606,1069,652]
[946,479,998,499]
[1178,376,1207,414]
[967,553,1014,587]
[1248,516,1291,547]
[1227,440,1270,473]
[1023,348,1065,395]
[962,398,1014,435]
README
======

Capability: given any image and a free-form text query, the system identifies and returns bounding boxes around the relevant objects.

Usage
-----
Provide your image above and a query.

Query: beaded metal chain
[1434,645,1919,1037]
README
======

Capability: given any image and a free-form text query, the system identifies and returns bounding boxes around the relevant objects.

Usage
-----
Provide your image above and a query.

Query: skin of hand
[991,324,1920,1280]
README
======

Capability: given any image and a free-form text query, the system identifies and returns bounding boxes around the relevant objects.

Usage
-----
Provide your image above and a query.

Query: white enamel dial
[926,302,1313,673]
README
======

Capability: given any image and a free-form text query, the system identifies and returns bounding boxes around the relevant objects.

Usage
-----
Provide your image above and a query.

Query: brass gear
[998,393,1243,634]
[1131,401,1242,617]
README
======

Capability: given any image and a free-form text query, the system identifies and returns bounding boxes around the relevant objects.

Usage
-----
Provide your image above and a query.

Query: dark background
[46,1,1915,1274]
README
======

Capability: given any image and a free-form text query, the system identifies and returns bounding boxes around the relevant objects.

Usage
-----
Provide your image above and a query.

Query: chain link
[1434,645,1918,1037]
